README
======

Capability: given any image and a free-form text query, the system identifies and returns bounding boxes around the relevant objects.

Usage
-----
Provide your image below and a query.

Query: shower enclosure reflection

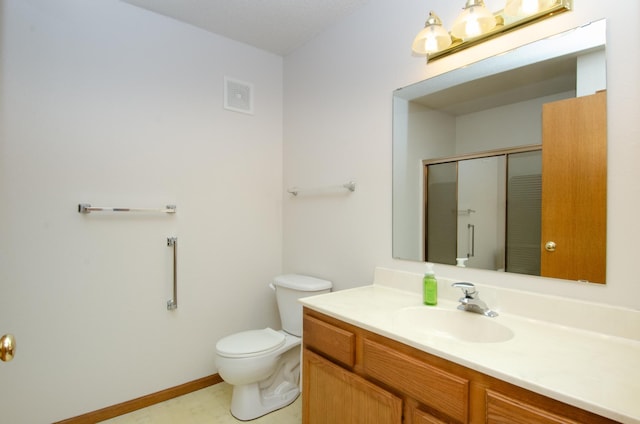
[425,150,541,275]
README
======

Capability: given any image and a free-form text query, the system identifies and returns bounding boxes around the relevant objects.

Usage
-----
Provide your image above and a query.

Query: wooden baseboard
[54,374,223,424]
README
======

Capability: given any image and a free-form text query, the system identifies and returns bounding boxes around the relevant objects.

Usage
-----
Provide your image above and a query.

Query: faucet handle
[451,282,477,297]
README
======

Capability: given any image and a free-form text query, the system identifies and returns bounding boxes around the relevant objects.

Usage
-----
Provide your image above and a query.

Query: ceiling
[121,0,371,56]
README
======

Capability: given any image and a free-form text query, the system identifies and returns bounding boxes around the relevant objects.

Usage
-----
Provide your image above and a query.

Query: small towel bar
[78,204,176,214]
[287,181,356,196]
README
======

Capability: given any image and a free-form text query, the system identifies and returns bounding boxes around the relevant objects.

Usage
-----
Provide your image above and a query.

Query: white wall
[393,100,455,260]
[283,0,640,308]
[0,0,283,422]
[455,92,572,152]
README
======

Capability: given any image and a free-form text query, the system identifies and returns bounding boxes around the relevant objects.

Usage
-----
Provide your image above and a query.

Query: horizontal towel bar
[287,181,356,196]
[78,204,176,214]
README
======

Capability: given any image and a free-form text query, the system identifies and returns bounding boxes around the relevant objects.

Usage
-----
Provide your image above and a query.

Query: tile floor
[101,382,301,424]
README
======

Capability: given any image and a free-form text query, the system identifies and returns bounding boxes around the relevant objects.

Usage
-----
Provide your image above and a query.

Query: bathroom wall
[0,0,283,422]
[393,100,455,260]
[283,0,640,308]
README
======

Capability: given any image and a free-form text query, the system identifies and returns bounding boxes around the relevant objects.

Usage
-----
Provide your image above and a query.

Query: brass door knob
[545,241,557,252]
[1,334,16,362]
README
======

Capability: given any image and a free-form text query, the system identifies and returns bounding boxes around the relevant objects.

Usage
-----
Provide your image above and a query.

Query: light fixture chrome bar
[287,181,356,196]
[78,204,176,214]
[167,237,178,311]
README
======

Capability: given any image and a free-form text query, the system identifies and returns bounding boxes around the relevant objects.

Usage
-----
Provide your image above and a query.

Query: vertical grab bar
[167,237,177,310]
[467,224,475,258]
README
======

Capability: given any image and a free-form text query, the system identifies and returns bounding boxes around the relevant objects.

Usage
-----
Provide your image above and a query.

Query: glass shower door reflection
[425,162,457,265]
[424,150,542,272]
[457,156,506,271]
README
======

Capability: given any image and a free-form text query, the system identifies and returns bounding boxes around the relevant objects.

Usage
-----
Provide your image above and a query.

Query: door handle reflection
[1,334,16,362]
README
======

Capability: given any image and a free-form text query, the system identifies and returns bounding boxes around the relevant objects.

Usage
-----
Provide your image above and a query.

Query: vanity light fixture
[450,0,496,40]
[412,0,572,62]
[411,12,452,55]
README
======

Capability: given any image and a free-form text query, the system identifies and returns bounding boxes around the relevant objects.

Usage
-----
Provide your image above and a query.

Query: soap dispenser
[423,263,438,306]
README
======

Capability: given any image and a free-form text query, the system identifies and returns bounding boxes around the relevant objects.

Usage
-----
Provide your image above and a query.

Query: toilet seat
[216,328,286,358]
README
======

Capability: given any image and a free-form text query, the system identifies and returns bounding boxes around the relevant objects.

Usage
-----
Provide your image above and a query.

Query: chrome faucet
[451,282,498,317]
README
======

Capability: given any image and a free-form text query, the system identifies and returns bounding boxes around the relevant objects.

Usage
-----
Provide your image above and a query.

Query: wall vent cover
[224,77,254,114]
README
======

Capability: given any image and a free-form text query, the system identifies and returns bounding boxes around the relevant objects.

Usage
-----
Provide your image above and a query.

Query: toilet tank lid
[273,274,332,291]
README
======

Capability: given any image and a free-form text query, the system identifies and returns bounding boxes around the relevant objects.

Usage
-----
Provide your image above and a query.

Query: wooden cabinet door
[303,349,402,424]
[486,390,581,424]
[413,407,448,424]
[541,91,607,283]
[362,338,469,423]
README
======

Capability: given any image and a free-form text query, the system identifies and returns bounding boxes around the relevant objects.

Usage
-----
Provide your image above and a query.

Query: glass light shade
[450,0,496,40]
[412,12,452,55]
[504,0,557,17]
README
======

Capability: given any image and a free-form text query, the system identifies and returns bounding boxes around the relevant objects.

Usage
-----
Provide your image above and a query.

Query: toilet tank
[272,274,332,337]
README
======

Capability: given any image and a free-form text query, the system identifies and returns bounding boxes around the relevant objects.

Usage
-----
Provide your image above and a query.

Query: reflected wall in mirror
[393,20,607,283]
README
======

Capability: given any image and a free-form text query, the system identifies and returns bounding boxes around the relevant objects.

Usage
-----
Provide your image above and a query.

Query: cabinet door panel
[363,338,469,423]
[303,349,402,424]
[486,390,580,424]
[414,407,448,424]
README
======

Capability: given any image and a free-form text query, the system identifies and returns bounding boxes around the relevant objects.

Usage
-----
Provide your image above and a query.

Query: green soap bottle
[423,263,438,306]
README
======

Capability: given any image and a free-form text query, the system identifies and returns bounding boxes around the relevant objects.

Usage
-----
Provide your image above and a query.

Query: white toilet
[215,274,332,421]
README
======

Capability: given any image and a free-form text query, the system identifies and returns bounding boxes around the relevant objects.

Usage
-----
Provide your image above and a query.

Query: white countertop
[300,272,640,423]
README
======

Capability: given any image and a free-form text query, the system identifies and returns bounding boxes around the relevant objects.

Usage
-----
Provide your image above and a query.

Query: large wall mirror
[393,20,607,283]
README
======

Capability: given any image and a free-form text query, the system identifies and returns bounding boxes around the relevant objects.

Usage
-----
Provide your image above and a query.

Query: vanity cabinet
[304,349,402,423]
[302,308,618,424]
[303,314,402,423]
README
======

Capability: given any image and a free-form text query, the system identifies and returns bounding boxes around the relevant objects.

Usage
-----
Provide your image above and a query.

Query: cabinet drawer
[363,338,469,423]
[486,390,580,424]
[303,314,355,367]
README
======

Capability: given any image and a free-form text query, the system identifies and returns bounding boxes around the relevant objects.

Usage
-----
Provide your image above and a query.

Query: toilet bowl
[215,274,332,421]
[216,328,302,420]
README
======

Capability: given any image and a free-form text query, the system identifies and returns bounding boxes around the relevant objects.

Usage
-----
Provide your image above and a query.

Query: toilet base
[228,346,301,421]
[230,380,299,421]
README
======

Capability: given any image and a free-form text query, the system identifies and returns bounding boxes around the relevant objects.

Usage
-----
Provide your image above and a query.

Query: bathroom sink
[392,307,514,343]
